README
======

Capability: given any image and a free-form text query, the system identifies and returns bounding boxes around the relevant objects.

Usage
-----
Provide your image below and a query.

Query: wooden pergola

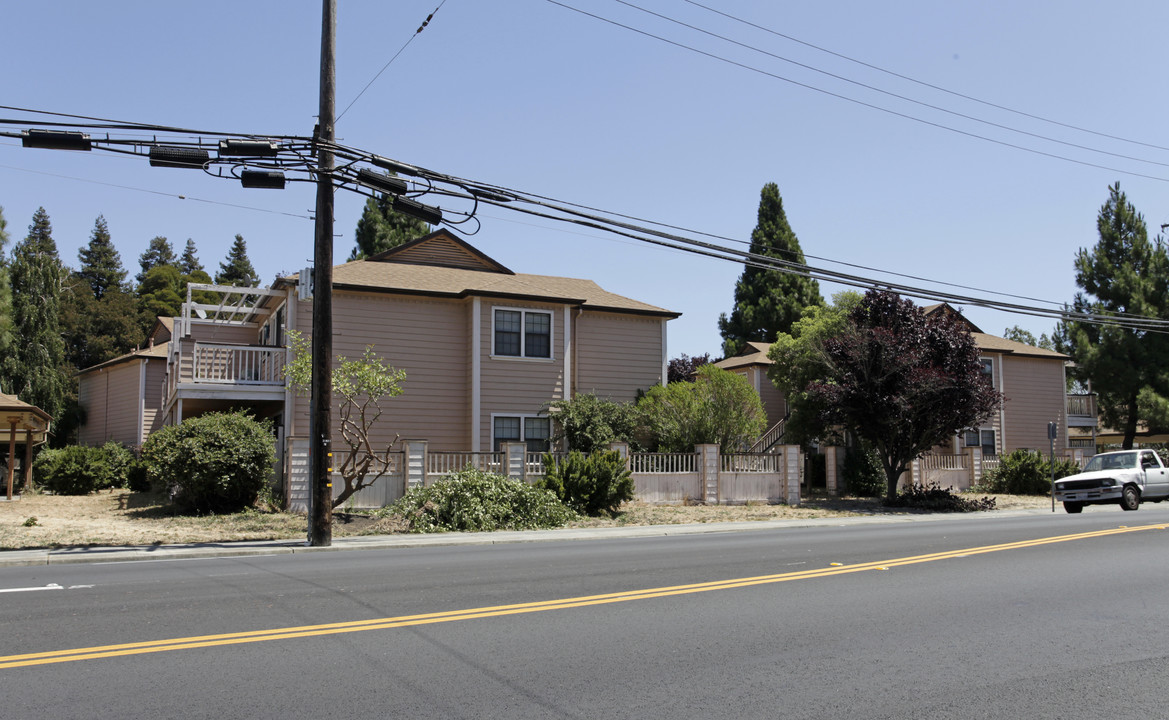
[0,393,52,500]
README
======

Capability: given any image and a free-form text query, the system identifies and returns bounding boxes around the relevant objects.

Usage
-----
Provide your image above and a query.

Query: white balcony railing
[192,343,286,385]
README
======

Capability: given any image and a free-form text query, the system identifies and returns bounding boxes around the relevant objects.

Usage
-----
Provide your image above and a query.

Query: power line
[336,1,447,123]
[683,0,1169,154]
[543,1,1169,183]
[610,0,1169,169]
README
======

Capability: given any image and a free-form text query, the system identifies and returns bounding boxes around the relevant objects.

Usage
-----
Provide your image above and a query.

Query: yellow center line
[3,522,1164,669]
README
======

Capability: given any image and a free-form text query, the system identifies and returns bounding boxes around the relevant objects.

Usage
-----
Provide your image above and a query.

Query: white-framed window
[979,357,995,387]
[492,415,551,452]
[964,427,996,457]
[493,307,553,359]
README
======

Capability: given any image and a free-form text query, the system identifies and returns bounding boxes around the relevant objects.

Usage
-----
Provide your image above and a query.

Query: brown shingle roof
[714,341,773,370]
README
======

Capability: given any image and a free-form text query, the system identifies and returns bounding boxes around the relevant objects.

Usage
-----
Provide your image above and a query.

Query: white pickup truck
[1053,450,1169,513]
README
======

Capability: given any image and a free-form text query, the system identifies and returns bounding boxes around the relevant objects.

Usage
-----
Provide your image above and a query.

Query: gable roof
[714,342,773,370]
[923,303,1066,360]
[319,230,678,317]
[77,341,169,376]
[367,230,514,274]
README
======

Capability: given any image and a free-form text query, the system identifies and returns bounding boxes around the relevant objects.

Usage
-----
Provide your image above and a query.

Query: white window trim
[491,306,555,360]
[490,413,551,451]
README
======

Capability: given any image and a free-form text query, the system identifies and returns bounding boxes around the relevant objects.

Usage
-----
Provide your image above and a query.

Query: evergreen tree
[215,234,259,286]
[76,215,127,300]
[0,207,13,364]
[718,183,823,357]
[61,278,145,370]
[1067,183,1169,449]
[136,236,177,285]
[137,264,185,321]
[3,208,67,419]
[349,190,430,261]
[179,238,204,275]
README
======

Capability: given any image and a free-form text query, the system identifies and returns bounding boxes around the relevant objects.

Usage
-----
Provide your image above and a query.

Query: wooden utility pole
[309,0,336,545]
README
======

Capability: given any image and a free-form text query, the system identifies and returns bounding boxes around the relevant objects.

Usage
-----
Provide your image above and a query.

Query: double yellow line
[2,522,1163,669]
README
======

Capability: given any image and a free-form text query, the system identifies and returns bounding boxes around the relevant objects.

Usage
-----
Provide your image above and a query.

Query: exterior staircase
[747,415,788,454]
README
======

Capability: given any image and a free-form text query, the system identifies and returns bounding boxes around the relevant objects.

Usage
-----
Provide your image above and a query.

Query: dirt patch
[0,489,1054,551]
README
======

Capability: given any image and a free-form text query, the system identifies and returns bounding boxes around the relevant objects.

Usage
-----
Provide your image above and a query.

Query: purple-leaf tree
[807,290,1002,499]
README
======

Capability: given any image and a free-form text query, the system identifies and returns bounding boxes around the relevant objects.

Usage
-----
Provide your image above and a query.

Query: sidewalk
[0,507,1057,568]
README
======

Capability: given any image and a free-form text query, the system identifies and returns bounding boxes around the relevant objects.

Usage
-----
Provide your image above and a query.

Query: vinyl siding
[143,358,166,438]
[575,311,664,402]
[478,300,565,450]
[78,360,143,448]
[751,367,787,428]
[1001,355,1067,452]
[293,291,470,451]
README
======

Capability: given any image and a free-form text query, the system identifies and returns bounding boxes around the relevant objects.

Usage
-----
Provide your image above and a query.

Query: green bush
[979,449,1080,495]
[886,482,997,512]
[100,442,141,490]
[385,467,576,533]
[537,450,635,516]
[842,444,885,497]
[141,411,276,514]
[33,445,114,495]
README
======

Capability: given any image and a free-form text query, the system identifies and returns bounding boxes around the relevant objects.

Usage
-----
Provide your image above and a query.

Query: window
[964,428,996,457]
[980,358,995,387]
[493,416,551,452]
[493,308,552,359]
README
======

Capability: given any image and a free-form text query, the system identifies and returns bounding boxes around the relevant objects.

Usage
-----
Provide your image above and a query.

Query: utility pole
[309,0,336,546]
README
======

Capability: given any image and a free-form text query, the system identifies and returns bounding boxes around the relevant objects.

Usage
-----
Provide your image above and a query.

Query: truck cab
[1053,450,1169,513]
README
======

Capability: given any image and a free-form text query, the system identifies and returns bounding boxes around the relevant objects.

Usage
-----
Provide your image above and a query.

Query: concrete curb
[0,507,1059,568]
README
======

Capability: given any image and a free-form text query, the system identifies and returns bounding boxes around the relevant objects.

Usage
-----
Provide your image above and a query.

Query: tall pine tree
[349,189,429,261]
[179,238,204,275]
[1068,182,1169,449]
[77,215,127,300]
[0,207,13,364]
[3,208,67,419]
[136,236,177,286]
[718,183,823,357]
[215,234,259,287]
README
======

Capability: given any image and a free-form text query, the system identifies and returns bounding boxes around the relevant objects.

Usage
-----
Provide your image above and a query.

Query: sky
[3,0,1169,360]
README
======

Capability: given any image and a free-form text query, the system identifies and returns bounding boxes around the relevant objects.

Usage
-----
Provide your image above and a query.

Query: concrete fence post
[824,446,839,496]
[966,446,982,488]
[405,439,427,489]
[698,444,720,504]
[782,445,801,506]
[609,441,631,472]
[504,442,527,480]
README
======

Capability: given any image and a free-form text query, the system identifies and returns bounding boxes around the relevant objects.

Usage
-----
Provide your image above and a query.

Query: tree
[768,291,863,445]
[1067,183,1169,449]
[284,330,406,508]
[215,234,259,287]
[76,215,127,300]
[805,290,1002,499]
[546,393,642,453]
[3,208,68,420]
[667,353,712,384]
[718,183,823,357]
[179,238,204,275]
[349,190,430,261]
[637,365,766,452]
[0,207,13,364]
[137,264,185,321]
[1001,325,1054,351]
[136,236,177,285]
[61,278,145,370]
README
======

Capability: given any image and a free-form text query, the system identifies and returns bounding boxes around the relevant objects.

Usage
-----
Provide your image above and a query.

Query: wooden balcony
[1066,394,1097,428]
[164,340,288,412]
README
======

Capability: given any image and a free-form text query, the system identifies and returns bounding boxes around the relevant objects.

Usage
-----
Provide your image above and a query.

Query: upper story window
[493,308,552,359]
[979,357,994,387]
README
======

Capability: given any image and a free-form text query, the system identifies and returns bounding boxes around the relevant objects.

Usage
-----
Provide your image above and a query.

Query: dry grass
[0,488,1054,551]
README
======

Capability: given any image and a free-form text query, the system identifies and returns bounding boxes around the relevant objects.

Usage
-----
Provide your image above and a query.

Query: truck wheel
[1120,485,1141,511]
[1063,502,1083,514]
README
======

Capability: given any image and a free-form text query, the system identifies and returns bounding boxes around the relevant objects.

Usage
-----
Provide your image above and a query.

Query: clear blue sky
[4,0,1168,359]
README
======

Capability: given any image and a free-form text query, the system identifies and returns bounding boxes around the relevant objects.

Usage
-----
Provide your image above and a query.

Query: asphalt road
[3,505,1169,719]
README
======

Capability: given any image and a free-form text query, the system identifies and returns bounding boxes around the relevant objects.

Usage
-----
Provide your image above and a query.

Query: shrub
[537,450,635,516]
[100,442,140,490]
[842,444,884,497]
[979,449,1080,495]
[33,445,114,495]
[886,482,997,512]
[546,393,642,453]
[141,411,276,514]
[385,467,576,533]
